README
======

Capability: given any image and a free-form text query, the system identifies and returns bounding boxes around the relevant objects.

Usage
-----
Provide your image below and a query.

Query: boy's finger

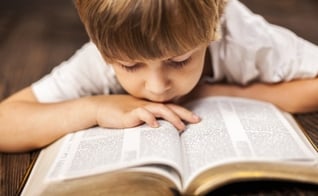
[145,104,186,131]
[166,104,201,123]
[124,107,159,128]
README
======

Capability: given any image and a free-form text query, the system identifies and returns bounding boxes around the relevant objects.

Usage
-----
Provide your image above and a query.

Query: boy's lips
[147,95,182,103]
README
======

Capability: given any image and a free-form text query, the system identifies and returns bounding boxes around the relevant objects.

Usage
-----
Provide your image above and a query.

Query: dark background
[1,0,318,100]
[0,0,318,195]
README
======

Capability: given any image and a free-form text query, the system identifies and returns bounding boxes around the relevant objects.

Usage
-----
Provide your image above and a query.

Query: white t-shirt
[32,0,318,103]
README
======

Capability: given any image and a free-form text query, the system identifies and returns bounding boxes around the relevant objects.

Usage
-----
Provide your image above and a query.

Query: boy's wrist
[59,96,102,134]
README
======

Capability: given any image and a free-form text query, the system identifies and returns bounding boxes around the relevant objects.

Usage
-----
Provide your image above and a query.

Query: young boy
[1,0,318,152]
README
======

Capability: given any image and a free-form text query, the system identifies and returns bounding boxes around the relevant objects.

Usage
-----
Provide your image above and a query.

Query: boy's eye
[118,56,192,72]
[119,64,140,72]
[167,57,192,69]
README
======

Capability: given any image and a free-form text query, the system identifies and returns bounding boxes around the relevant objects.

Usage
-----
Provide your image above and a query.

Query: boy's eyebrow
[116,60,136,66]
[169,46,201,61]
[170,50,195,61]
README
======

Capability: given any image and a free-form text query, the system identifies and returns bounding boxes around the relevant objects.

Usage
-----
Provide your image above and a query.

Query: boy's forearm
[227,78,318,113]
[0,97,97,152]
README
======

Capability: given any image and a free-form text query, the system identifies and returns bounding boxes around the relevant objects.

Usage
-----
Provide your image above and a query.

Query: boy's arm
[0,87,97,152]
[0,87,199,152]
[193,78,318,113]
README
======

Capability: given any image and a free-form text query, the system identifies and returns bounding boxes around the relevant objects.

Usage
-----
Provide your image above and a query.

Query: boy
[1,0,318,152]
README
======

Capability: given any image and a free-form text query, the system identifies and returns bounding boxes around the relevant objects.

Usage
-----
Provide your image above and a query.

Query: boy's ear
[213,22,223,41]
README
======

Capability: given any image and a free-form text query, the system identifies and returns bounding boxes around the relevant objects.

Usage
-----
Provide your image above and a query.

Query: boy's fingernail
[178,121,185,130]
[192,114,201,121]
[152,121,159,128]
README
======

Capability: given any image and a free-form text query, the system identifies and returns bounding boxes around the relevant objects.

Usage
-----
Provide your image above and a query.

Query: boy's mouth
[147,95,183,104]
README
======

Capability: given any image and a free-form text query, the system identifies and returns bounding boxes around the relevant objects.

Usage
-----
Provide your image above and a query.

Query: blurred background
[0,0,318,100]
[0,0,318,195]
[0,0,88,99]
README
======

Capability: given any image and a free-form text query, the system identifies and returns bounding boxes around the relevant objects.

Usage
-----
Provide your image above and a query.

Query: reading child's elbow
[0,137,48,153]
[279,102,318,114]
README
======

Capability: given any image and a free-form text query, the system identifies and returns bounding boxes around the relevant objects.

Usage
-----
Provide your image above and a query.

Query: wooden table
[0,1,88,195]
[1,0,318,195]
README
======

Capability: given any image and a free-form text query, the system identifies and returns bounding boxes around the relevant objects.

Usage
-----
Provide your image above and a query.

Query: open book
[21,96,318,196]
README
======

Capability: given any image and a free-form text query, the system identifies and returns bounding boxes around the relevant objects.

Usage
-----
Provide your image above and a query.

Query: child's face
[111,44,207,103]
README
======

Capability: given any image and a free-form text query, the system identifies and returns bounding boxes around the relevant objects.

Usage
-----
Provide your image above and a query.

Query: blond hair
[75,0,226,62]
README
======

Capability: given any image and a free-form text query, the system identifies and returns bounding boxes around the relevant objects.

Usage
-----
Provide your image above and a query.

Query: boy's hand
[93,95,200,131]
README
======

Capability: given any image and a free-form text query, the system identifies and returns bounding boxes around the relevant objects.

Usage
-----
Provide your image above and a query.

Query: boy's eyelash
[167,57,192,69]
[120,64,139,72]
[119,57,192,72]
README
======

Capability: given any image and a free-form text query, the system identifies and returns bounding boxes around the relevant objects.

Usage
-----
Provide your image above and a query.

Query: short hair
[75,0,226,62]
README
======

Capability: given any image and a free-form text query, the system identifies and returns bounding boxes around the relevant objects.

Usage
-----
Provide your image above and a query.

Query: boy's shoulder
[72,41,110,68]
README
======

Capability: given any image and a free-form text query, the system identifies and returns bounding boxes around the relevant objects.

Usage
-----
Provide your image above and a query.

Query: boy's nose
[145,71,171,95]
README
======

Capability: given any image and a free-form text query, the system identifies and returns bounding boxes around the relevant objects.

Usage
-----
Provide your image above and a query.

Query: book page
[46,121,183,181]
[181,97,316,186]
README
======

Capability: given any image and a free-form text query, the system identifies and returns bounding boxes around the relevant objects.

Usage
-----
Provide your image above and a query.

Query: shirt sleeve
[209,0,318,85]
[31,42,123,103]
